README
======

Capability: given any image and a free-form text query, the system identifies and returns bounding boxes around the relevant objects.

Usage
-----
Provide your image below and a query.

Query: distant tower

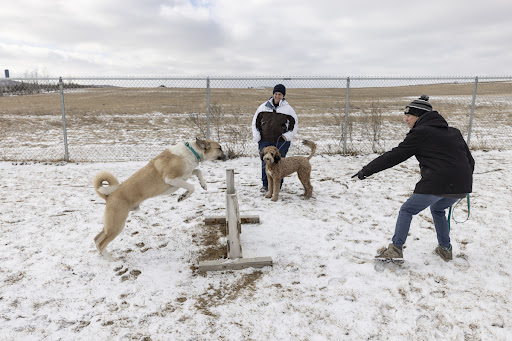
[4,70,9,78]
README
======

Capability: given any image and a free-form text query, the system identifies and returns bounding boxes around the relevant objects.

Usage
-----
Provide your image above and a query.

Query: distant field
[1,82,511,161]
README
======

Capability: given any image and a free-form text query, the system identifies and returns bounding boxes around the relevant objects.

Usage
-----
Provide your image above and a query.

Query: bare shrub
[209,102,224,141]
[185,111,208,137]
[185,102,225,139]
[222,108,252,158]
[362,100,384,153]
[184,103,252,158]
[331,105,353,154]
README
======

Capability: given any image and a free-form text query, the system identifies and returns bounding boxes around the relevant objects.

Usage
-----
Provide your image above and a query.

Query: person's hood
[265,98,289,110]
[413,111,448,129]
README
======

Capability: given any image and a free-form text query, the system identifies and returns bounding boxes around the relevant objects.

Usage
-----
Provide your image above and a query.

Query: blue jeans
[392,194,458,249]
[258,140,291,188]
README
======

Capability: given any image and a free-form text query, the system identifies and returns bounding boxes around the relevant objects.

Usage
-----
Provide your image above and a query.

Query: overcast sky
[1,0,511,77]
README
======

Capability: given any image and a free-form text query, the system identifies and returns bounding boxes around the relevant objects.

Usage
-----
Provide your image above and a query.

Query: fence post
[343,77,350,154]
[59,77,69,162]
[467,76,478,146]
[206,77,211,139]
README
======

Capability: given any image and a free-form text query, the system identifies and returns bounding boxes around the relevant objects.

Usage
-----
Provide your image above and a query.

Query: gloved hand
[351,170,367,180]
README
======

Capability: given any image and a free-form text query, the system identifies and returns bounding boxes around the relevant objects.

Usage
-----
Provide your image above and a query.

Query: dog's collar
[184,142,201,161]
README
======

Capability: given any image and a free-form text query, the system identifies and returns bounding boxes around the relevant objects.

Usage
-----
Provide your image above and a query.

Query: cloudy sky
[1,0,511,77]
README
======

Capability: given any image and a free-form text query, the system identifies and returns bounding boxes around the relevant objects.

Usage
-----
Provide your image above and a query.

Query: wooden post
[226,169,235,194]
[226,193,242,259]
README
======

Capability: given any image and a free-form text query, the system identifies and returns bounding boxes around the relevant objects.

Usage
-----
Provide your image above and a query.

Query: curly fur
[260,140,316,201]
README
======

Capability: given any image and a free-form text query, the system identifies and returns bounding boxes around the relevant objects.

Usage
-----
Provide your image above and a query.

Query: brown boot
[435,244,452,261]
[375,243,403,260]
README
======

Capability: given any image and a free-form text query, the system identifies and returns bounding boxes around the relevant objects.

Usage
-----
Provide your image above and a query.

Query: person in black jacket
[353,95,475,262]
[251,84,298,192]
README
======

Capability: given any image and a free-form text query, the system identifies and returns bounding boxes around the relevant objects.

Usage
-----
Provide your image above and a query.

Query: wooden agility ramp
[198,169,273,272]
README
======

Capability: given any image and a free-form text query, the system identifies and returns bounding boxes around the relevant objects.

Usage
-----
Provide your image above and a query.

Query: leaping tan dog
[261,140,316,201]
[93,138,227,261]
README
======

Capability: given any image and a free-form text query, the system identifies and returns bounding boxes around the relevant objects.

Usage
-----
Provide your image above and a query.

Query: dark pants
[392,194,458,249]
[258,140,291,188]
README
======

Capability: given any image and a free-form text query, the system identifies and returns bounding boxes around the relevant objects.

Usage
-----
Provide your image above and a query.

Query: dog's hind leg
[192,169,207,190]
[94,230,105,251]
[298,169,313,198]
[96,208,130,260]
[165,177,195,202]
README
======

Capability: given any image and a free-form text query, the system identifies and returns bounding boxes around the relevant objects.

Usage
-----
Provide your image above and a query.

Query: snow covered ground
[1,149,511,340]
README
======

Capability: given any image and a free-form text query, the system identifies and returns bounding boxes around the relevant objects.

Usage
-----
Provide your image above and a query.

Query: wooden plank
[227,194,242,258]
[198,257,273,272]
[204,215,260,225]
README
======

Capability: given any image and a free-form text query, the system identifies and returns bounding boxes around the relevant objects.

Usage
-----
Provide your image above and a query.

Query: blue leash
[448,194,470,232]
[276,136,287,152]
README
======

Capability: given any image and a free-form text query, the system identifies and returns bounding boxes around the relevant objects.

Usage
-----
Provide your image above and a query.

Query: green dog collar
[185,142,201,161]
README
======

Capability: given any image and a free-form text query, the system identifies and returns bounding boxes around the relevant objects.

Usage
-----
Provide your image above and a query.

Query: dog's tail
[93,171,120,200]
[302,140,317,160]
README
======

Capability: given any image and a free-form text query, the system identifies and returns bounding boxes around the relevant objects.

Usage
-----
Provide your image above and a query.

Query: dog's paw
[178,192,190,202]
[265,194,272,199]
[201,183,207,190]
[101,251,116,262]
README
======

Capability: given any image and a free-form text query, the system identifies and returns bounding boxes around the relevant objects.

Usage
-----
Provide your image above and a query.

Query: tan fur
[261,140,316,202]
[93,138,227,260]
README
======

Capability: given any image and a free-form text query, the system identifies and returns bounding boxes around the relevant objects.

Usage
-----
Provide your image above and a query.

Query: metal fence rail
[1,76,511,162]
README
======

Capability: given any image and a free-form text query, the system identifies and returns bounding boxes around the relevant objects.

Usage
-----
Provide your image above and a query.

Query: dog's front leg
[192,169,207,190]
[271,177,281,201]
[265,172,273,199]
[165,177,195,202]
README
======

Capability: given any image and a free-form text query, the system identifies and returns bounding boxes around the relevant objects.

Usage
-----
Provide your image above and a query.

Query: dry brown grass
[2,81,510,118]
[1,81,511,160]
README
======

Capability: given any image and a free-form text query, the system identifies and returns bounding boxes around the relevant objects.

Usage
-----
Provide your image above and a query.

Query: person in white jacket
[251,84,298,192]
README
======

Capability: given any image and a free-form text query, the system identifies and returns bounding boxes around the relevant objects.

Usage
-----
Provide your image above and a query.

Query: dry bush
[362,100,384,153]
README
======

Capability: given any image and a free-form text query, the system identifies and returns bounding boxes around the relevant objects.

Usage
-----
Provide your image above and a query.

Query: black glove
[351,170,367,180]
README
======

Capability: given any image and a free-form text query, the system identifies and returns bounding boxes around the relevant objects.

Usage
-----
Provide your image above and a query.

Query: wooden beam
[198,257,273,272]
[204,215,260,225]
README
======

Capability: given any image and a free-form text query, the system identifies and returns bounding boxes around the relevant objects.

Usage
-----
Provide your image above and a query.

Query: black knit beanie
[405,95,432,117]
[273,84,286,96]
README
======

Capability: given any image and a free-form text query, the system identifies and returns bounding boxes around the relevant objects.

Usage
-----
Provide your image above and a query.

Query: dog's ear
[260,150,265,161]
[196,137,210,150]
[274,154,281,163]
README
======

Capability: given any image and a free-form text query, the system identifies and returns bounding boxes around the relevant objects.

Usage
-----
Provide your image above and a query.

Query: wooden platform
[198,257,273,272]
[198,169,272,272]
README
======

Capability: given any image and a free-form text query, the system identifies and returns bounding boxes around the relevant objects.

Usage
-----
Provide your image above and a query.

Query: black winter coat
[255,110,296,143]
[362,111,475,195]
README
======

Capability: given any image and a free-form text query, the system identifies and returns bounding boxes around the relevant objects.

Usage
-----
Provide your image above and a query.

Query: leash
[448,194,470,231]
[184,142,201,161]
[275,136,288,152]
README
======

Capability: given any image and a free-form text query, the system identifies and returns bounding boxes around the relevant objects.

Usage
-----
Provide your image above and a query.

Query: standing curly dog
[260,140,316,201]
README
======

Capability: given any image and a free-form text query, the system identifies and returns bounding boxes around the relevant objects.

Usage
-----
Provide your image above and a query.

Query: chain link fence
[1,76,511,162]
